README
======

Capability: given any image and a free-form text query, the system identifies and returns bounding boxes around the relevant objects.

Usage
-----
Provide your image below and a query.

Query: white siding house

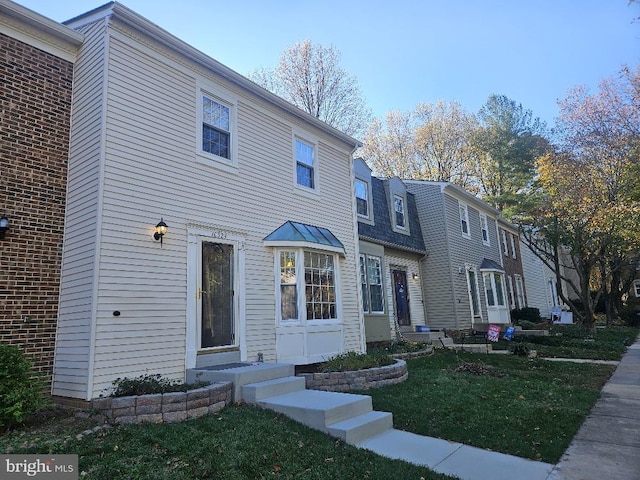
[53,2,363,401]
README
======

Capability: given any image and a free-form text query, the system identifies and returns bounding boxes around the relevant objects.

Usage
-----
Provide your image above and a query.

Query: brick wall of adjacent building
[0,32,75,388]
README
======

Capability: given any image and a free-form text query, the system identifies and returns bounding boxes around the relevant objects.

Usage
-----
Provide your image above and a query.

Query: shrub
[0,344,47,430]
[110,374,209,397]
[318,351,394,373]
[510,307,541,323]
[510,342,531,357]
[619,305,640,327]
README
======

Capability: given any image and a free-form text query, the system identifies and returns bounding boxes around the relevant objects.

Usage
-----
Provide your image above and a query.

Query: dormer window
[394,195,405,229]
[355,179,369,217]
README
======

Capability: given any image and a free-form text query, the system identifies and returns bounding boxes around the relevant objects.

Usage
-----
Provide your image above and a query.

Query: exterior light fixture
[0,216,8,239]
[153,218,168,246]
[412,272,419,280]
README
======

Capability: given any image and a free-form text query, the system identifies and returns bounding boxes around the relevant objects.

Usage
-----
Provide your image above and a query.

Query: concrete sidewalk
[548,334,640,480]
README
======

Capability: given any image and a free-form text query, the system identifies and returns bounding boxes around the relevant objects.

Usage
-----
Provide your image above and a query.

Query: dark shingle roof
[358,178,426,254]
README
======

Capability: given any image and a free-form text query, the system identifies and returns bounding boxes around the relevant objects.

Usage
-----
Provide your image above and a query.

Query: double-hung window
[359,254,384,313]
[278,250,337,321]
[394,195,406,229]
[480,214,490,246]
[510,234,517,259]
[295,138,315,189]
[633,279,640,298]
[202,96,231,159]
[459,202,470,238]
[501,230,509,256]
[355,179,369,217]
[197,83,237,170]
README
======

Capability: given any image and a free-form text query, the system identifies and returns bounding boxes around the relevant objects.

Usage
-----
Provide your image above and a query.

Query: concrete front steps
[242,374,393,445]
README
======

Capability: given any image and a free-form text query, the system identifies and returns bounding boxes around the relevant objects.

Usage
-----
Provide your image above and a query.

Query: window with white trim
[197,85,238,170]
[359,254,384,313]
[501,230,509,256]
[507,275,516,309]
[394,195,406,229]
[355,179,369,218]
[460,202,470,238]
[278,249,338,321]
[633,279,640,298]
[515,275,526,308]
[480,213,490,246]
[510,233,517,259]
[483,271,506,307]
[295,137,315,189]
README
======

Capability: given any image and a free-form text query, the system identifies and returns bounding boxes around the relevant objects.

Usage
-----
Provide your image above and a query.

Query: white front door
[186,228,245,369]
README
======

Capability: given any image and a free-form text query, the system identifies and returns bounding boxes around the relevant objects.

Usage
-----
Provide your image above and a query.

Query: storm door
[393,269,411,326]
[200,242,235,348]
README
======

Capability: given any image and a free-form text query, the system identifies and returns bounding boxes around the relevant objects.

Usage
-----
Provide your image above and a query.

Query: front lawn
[1,406,454,480]
[366,350,615,463]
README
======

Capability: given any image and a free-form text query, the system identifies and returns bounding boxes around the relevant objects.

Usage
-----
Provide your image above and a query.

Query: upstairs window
[501,230,509,255]
[355,179,369,217]
[633,279,640,298]
[394,195,406,229]
[510,233,517,259]
[459,203,470,238]
[480,214,490,246]
[295,138,315,189]
[202,95,231,159]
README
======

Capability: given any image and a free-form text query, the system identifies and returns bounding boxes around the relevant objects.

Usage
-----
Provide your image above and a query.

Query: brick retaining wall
[90,381,232,425]
[299,359,407,392]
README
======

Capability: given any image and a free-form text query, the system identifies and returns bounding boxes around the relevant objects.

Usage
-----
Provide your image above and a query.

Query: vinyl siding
[81,22,359,397]
[407,183,457,328]
[53,19,107,399]
[521,242,554,319]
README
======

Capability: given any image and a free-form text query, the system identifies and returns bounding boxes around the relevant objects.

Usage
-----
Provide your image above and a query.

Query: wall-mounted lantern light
[0,216,8,239]
[412,272,419,280]
[153,218,168,247]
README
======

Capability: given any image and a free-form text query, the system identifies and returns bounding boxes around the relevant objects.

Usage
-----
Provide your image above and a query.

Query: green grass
[1,406,454,480]
[365,350,615,463]
[462,325,638,360]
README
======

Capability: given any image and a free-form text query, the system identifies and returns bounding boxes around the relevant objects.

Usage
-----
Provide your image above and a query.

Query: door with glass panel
[393,269,411,326]
[200,242,235,348]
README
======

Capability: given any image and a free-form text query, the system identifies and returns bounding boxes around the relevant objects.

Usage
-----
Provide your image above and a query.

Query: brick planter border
[298,359,408,392]
[90,381,232,425]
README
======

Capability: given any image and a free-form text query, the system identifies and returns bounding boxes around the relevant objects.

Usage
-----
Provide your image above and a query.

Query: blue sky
[15,0,640,129]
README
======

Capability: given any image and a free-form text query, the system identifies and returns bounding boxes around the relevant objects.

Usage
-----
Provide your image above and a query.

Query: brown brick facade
[0,32,74,388]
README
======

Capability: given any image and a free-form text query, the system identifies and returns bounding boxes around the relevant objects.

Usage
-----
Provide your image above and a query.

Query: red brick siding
[0,33,74,388]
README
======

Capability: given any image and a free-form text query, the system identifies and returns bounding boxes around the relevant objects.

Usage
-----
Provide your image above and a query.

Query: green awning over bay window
[264,221,345,255]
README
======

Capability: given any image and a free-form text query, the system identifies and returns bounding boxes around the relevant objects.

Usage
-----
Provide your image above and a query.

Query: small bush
[318,351,394,373]
[619,305,640,327]
[510,307,541,323]
[0,344,47,430]
[510,342,531,357]
[110,374,209,397]
[369,340,429,355]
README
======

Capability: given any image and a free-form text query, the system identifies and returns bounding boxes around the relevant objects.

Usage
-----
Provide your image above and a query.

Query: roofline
[359,235,427,257]
[0,0,84,46]
[404,180,500,216]
[64,1,361,150]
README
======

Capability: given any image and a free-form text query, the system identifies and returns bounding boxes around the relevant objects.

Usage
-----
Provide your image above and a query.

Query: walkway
[548,334,640,480]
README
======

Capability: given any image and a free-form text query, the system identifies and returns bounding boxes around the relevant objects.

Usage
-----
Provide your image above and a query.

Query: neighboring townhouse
[52,2,363,403]
[497,218,527,312]
[354,159,427,342]
[0,0,83,387]
[520,240,565,320]
[406,181,510,330]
